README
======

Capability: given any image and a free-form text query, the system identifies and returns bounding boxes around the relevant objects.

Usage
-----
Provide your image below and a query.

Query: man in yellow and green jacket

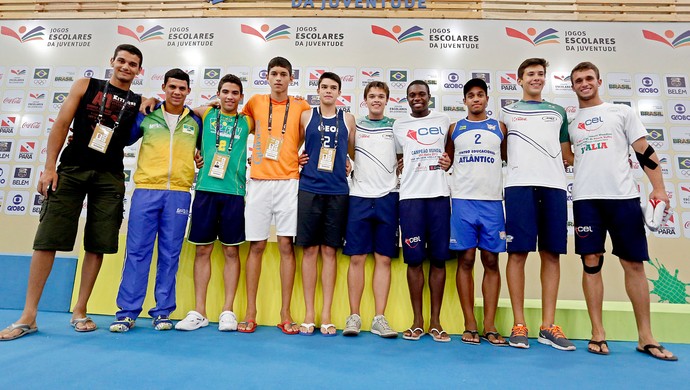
[111,68,202,333]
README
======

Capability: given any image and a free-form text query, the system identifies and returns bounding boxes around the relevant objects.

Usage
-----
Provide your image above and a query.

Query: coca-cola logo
[3,98,22,104]
[22,122,41,129]
[151,74,164,80]
[342,75,355,82]
[566,105,577,114]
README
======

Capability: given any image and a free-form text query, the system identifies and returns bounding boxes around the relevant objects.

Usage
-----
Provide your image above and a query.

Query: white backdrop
[1,18,689,303]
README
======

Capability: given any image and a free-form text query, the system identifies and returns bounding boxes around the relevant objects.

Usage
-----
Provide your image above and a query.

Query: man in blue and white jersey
[498,58,575,351]
[446,78,507,346]
[296,72,355,336]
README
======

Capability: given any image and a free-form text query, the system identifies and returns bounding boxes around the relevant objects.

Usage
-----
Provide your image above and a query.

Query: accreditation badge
[317,147,336,172]
[88,123,114,153]
[209,153,228,179]
[265,136,283,161]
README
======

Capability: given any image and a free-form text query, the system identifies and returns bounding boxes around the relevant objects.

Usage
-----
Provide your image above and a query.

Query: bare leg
[301,245,319,331]
[456,249,478,337]
[621,259,674,359]
[277,236,297,331]
[480,250,501,334]
[347,254,366,315]
[506,252,528,325]
[581,253,608,353]
[372,253,391,316]
[540,250,560,327]
[320,245,337,334]
[70,251,104,331]
[0,250,56,339]
[193,244,214,317]
[402,264,425,339]
[239,240,265,331]
[221,245,240,312]
[429,263,449,341]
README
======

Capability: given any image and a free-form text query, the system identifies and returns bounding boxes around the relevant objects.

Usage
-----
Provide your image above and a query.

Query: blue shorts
[504,186,567,254]
[343,192,400,258]
[573,198,649,262]
[188,191,245,246]
[450,199,506,253]
[399,197,451,265]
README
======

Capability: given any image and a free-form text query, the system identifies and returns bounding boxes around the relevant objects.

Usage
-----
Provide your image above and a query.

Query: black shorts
[295,190,348,248]
[33,166,125,254]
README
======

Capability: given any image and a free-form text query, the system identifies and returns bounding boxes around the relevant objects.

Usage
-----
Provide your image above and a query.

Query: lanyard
[268,97,291,137]
[96,81,131,131]
[319,107,339,149]
[215,109,240,153]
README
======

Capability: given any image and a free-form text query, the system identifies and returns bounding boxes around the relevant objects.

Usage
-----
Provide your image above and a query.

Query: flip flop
[636,344,678,361]
[299,322,315,336]
[0,323,38,341]
[70,317,97,333]
[461,330,480,345]
[483,331,508,347]
[588,340,610,355]
[238,320,257,333]
[402,327,424,341]
[277,320,299,335]
[320,323,337,337]
[429,328,451,343]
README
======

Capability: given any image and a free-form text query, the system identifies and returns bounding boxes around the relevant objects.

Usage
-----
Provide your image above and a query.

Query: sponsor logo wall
[1,18,689,240]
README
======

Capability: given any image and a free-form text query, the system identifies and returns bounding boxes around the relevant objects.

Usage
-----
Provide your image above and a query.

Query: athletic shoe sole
[371,329,398,338]
[342,328,360,336]
[537,336,576,351]
[508,340,530,349]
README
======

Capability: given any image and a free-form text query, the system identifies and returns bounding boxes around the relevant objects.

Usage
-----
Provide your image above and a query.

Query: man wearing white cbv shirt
[568,61,676,361]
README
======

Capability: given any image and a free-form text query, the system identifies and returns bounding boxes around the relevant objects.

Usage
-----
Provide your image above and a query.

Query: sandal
[402,327,424,341]
[588,340,610,355]
[483,331,508,347]
[461,330,480,345]
[429,328,451,343]
[70,317,97,333]
[238,320,257,333]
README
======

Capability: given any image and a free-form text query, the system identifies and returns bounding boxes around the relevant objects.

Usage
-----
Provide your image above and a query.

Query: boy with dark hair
[0,44,144,340]
[175,74,254,332]
[239,56,311,334]
[394,80,452,342]
[446,78,507,346]
[110,68,202,332]
[296,72,355,336]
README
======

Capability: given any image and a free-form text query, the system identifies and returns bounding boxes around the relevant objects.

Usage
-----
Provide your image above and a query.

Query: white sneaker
[342,314,361,336]
[371,315,397,338]
[174,310,209,331]
[218,311,238,331]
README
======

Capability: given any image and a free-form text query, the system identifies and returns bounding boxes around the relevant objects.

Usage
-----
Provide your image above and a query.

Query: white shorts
[245,179,299,241]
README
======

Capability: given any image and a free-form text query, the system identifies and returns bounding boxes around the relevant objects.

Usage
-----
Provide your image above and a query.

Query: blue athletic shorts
[450,199,506,253]
[504,186,567,254]
[573,198,649,262]
[343,192,400,258]
[399,196,452,265]
[188,191,245,246]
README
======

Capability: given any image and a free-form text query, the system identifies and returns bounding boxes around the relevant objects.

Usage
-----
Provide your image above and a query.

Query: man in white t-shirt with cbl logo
[568,61,676,361]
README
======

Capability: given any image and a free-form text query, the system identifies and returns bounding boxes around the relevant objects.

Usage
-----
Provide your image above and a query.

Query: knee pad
[582,255,604,274]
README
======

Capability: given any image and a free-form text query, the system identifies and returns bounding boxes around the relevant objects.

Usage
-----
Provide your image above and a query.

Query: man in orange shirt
[238,57,311,334]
